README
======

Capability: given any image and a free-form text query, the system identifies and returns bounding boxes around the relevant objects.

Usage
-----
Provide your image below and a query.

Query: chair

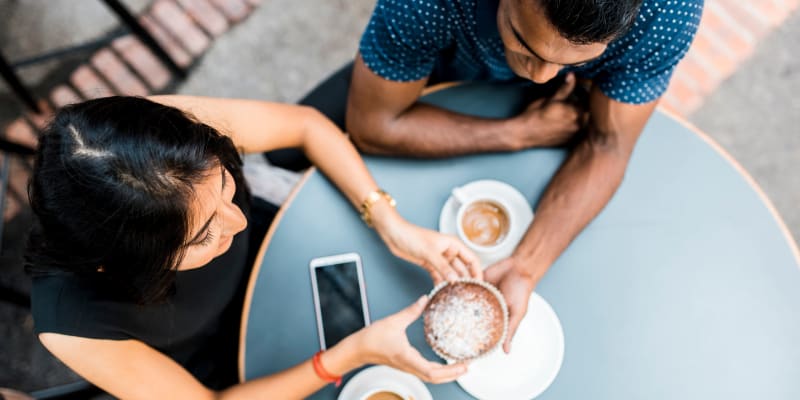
[1,381,104,400]
[0,139,34,307]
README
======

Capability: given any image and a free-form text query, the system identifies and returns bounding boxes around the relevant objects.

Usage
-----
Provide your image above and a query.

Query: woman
[26,96,481,399]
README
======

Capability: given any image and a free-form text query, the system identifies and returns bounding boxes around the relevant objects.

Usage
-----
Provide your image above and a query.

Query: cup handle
[451,186,469,206]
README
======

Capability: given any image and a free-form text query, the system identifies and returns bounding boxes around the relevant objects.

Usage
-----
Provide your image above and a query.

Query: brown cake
[423,279,508,361]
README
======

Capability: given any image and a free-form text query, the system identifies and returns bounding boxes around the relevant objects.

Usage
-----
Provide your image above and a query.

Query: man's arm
[485,86,658,352]
[346,55,582,157]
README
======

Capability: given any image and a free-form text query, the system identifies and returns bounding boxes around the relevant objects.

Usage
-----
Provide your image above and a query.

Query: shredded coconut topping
[424,281,506,361]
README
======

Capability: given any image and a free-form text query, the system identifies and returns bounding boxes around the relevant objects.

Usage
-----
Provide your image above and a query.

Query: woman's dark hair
[25,96,247,304]
[537,0,644,45]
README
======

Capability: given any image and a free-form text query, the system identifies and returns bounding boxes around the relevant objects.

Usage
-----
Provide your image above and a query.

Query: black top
[31,191,253,390]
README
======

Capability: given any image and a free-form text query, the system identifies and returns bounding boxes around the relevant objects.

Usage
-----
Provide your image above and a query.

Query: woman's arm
[39,297,465,400]
[148,95,385,205]
[149,95,481,281]
[292,104,482,281]
[148,95,320,153]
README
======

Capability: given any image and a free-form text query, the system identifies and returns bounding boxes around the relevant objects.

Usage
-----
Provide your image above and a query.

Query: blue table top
[240,82,800,399]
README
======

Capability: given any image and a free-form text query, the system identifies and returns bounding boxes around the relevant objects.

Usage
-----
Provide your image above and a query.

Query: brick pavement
[1,0,257,223]
[1,0,798,223]
[662,0,800,114]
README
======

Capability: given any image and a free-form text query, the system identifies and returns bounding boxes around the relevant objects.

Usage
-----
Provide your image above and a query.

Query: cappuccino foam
[460,200,509,246]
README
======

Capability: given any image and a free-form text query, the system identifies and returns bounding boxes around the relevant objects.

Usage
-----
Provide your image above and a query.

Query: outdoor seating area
[1,0,798,399]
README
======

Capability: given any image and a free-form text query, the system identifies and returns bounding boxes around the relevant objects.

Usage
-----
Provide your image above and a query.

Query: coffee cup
[358,384,410,400]
[452,186,513,256]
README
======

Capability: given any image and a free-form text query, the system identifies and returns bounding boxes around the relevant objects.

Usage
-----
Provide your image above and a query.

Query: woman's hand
[351,296,469,383]
[373,205,482,283]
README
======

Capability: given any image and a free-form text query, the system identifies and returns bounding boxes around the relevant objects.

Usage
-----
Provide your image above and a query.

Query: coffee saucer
[337,365,432,400]
[439,180,534,267]
[452,292,565,400]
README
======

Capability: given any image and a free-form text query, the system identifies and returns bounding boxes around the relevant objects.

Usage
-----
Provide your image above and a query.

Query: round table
[239,82,800,399]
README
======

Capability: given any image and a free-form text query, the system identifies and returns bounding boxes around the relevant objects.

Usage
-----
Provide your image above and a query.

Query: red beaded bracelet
[312,351,342,387]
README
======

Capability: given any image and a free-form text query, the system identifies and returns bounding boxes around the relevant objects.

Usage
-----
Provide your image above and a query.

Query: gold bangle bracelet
[360,189,396,227]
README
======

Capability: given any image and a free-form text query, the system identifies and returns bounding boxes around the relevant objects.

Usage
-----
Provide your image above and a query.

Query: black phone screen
[315,261,367,348]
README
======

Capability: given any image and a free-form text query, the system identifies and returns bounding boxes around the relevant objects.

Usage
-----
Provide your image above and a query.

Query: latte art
[460,200,510,246]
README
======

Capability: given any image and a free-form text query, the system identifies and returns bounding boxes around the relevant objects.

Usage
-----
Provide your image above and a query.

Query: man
[345,0,702,351]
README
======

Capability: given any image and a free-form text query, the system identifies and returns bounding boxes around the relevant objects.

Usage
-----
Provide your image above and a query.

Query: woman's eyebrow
[187,212,216,245]
[187,167,225,245]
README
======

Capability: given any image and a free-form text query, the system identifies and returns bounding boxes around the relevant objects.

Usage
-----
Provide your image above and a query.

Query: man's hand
[509,72,584,149]
[484,256,538,353]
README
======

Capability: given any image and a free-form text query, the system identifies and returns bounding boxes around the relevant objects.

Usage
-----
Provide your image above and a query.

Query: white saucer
[455,292,564,400]
[337,365,432,400]
[439,180,534,267]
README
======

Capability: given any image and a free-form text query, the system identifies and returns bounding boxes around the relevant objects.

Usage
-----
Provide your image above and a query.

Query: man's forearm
[353,101,519,157]
[512,136,629,281]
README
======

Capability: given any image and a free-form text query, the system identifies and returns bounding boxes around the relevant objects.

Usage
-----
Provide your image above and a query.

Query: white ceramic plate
[337,365,432,400]
[454,292,564,400]
[439,179,534,267]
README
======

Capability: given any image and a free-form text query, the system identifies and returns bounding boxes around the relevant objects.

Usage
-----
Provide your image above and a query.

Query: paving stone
[138,15,193,67]
[112,35,172,90]
[1,157,32,222]
[699,4,755,62]
[718,0,773,37]
[151,0,211,56]
[663,74,704,115]
[91,49,149,96]
[70,65,115,99]
[3,119,38,150]
[210,0,251,22]
[49,85,83,108]
[176,0,230,36]
[755,0,795,26]
[23,100,52,130]
[673,54,718,95]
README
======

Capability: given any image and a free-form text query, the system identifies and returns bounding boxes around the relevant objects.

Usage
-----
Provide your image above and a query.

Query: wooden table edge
[238,167,316,383]
[657,105,800,267]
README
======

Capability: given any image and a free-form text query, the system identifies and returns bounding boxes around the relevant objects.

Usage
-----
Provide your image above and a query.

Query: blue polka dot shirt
[360,0,703,104]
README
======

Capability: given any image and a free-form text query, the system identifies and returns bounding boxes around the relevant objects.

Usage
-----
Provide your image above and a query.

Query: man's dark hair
[26,96,247,304]
[538,0,644,44]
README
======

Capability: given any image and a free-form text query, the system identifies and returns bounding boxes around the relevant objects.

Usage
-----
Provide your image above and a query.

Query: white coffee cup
[452,186,514,256]
[358,383,410,400]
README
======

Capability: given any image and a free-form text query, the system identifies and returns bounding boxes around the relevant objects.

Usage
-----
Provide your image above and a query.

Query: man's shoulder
[374,0,454,13]
[637,0,704,26]
[615,0,703,51]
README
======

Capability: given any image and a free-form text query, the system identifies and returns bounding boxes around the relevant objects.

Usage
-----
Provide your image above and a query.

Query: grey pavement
[0,0,797,395]
[177,0,373,102]
[689,13,800,244]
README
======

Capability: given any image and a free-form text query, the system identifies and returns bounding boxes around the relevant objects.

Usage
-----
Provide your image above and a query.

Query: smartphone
[309,253,371,349]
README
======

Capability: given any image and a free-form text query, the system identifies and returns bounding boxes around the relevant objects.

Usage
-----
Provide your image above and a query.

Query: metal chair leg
[30,379,104,400]
[0,53,41,113]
